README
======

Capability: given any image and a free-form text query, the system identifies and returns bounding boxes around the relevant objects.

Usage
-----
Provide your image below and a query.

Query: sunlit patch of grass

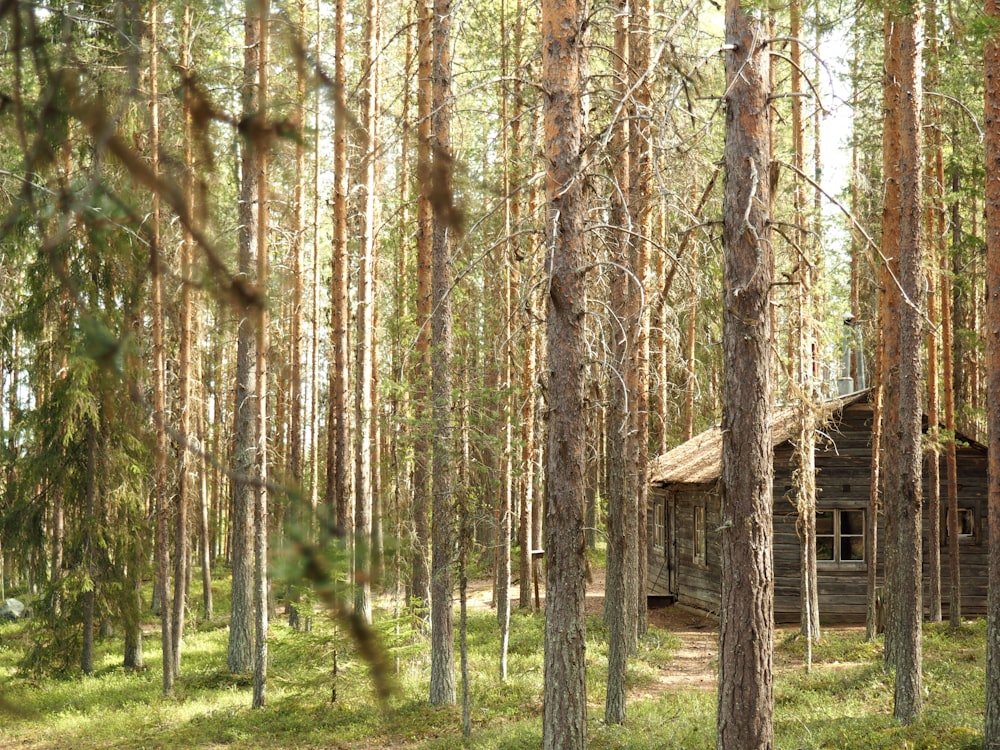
[772,619,988,750]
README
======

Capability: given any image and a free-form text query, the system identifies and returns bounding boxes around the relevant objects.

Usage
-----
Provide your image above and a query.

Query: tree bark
[629,0,651,640]
[519,321,537,610]
[354,0,380,627]
[983,2,1000,743]
[172,3,196,676]
[791,0,820,649]
[924,0,943,623]
[941,250,962,627]
[496,0,513,678]
[540,0,589,743]
[289,0,306,499]
[149,0,174,693]
[428,0,456,706]
[328,0,352,542]
[716,2,774,748]
[410,0,433,612]
[251,0,271,710]
[228,0,261,675]
[880,4,924,723]
[604,0,635,724]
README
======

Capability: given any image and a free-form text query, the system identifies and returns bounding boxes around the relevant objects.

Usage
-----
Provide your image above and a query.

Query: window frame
[653,500,665,550]
[815,508,866,567]
[944,504,979,544]
[693,504,707,568]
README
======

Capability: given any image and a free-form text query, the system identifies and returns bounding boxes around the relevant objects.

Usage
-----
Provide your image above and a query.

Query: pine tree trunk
[199,419,213,622]
[309,0,322,539]
[289,0,306,499]
[716,1,775,747]
[790,0,820,648]
[519,323,537,609]
[629,0,651,640]
[605,0,634,724]
[228,1,261,675]
[924,2,943,623]
[172,4,196,676]
[123,563,144,670]
[983,2,1000,742]
[410,0,433,613]
[285,0,306,632]
[251,0,271,710]
[926,272,942,623]
[540,0,589,743]
[354,0,380,627]
[496,2,513,677]
[328,0,352,541]
[880,4,924,723]
[941,251,962,627]
[428,0,456,706]
[149,1,174,692]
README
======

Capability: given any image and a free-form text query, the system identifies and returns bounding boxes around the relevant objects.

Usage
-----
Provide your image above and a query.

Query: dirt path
[467,567,720,692]
[647,604,718,691]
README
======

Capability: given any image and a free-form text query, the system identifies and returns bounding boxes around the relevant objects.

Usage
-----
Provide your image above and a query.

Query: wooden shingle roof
[648,390,872,488]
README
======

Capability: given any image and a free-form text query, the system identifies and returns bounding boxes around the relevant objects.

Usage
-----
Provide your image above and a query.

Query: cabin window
[654,501,665,549]
[958,508,975,538]
[945,506,977,542]
[693,505,707,566]
[816,509,865,564]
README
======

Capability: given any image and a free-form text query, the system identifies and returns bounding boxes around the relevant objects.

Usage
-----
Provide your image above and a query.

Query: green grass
[0,579,991,749]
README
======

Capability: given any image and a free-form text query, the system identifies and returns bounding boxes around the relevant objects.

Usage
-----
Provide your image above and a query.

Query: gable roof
[649,390,873,488]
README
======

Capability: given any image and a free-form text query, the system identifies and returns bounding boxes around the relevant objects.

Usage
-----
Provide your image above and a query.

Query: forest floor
[3,564,989,749]
[465,564,719,693]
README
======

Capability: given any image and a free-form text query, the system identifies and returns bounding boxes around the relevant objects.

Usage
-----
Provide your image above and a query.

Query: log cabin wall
[773,402,882,623]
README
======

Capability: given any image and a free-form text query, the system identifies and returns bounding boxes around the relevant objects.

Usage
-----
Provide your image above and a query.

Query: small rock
[0,598,25,621]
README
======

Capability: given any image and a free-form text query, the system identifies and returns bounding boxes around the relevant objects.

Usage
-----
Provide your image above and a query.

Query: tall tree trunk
[172,4,195,676]
[286,0,306,630]
[228,0,261,675]
[328,0,352,542]
[289,0,306,499]
[605,0,635,724]
[629,0,651,640]
[926,264,942,619]
[540,0,589,743]
[309,0,322,539]
[924,0,942,624]
[854,14,881,643]
[716,1,774,747]
[881,4,924,723]
[942,249,962,627]
[251,0,271,710]
[390,5,414,640]
[519,321,537,609]
[354,0,380,627]
[496,0,513,678]
[428,0,456,706]
[791,0,820,651]
[410,0,433,613]
[198,377,214,622]
[149,0,175,692]
[983,1,1000,742]
[941,180,962,629]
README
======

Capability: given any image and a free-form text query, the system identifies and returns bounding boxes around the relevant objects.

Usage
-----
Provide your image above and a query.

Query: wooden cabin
[647,391,989,623]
